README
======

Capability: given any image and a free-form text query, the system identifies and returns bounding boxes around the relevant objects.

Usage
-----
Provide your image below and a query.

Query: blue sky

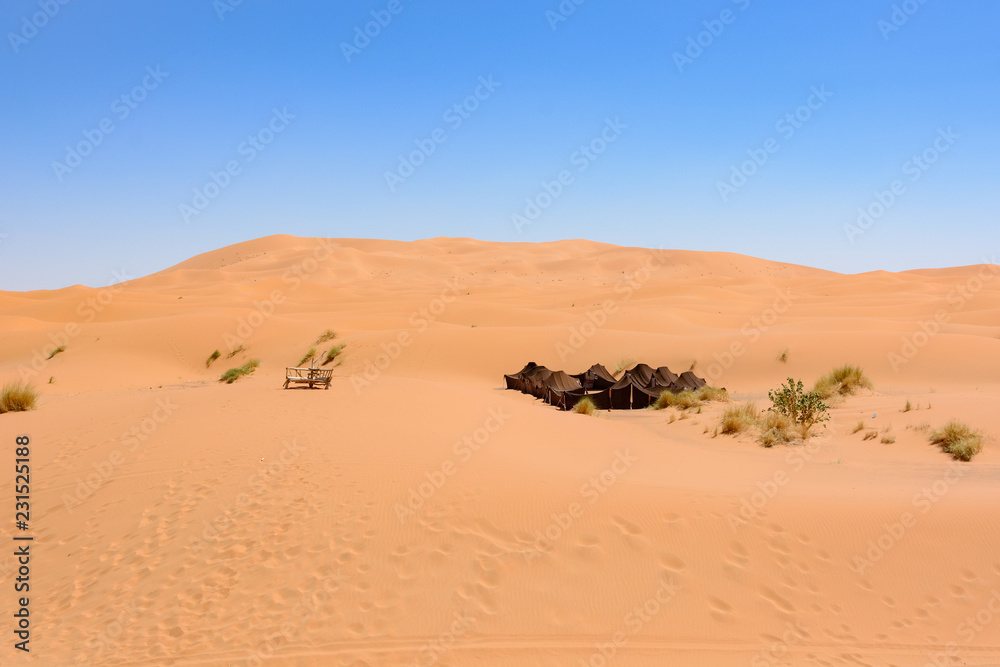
[1,0,997,290]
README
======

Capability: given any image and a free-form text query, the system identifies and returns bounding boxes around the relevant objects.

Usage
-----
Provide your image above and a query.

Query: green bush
[322,344,345,366]
[220,360,260,384]
[768,377,830,433]
[206,349,221,368]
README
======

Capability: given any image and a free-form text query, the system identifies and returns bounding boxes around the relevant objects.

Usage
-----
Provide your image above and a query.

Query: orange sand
[2,235,999,666]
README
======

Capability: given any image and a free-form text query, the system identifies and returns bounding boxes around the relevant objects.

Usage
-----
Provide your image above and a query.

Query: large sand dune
[2,235,1000,666]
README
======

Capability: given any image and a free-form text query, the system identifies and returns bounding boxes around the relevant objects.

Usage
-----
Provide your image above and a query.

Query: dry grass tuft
[315,329,338,344]
[227,344,246,359]
[931,421,983,461]
[206,349,221,368]
[852,420,866,434]
[0,382,38,413]
[815,365,873,399]
[47,345,67,360]
[573,396,597,416]
[719,402,759,435]
[322,344,345,366]
[298,347,317,366]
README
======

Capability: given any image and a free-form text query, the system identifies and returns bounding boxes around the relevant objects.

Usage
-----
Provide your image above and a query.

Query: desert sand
[2,235,1000,666]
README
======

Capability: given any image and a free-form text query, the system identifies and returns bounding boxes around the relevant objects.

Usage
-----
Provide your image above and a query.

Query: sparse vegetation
[298,347,317,366]
[852,420,866,434]
[322,343,345,366]
[720,402,759,435]
[814,364,873,399]
[768,377,831,434]
[315,329,338,344]
[931,421,983,461]
[47,345,66,360]
[777,348,789,363]
[881,435,896,444]
[689,360,698,372]
[863,431,879,441]
[573,397,597,416]
[48,376,54,384]
[654,386,729,412]
[227,344,246,359]
[0,382,38,413]
[206,349,221,368]
[613,358,635,376]
[903,399,913,412]
[758,411,796,448]
[219,359,260,384]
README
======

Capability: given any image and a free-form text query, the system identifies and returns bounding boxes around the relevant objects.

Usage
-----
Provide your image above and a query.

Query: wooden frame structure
[283,366,333,390]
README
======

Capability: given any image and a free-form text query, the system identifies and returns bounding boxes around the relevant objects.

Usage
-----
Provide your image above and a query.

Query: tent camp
[504,361,708,411]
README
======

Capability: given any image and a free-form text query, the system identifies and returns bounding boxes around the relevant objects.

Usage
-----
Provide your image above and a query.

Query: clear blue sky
[1,0,997,290]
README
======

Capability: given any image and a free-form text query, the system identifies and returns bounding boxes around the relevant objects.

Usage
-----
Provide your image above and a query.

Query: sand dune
[2,236,999,665]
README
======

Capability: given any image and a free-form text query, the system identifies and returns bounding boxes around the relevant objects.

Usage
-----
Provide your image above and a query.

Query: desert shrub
[863,430,878,441]
[852,420,866,434]
[47,345,67,360]
[227,344,246,359]
[719,402,759,435]
[777,348,789,363]
[903,399,912,412]
[206,349,221,368]
[814,365,873,399]
[315,329,337,344]
[219,360,260,384]
[573,396,597,416]
[768,378,831,433]
[322,344,345,366]
[931,421,983,461]
[0,382,38,413]
[298,347,317,366]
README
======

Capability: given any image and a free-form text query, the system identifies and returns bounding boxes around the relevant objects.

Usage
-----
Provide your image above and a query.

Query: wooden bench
[283,366,333,390]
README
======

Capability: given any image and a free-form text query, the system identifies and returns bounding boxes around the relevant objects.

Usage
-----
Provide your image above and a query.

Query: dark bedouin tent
[652,366,679,387]
[504,361,709,411]
[623,363,656,388]
[571,364,617,390]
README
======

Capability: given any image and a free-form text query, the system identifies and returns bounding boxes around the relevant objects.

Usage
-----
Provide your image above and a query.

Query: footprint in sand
[708,596,735,621]
[759,587,797,614]
[658,553,687,573]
